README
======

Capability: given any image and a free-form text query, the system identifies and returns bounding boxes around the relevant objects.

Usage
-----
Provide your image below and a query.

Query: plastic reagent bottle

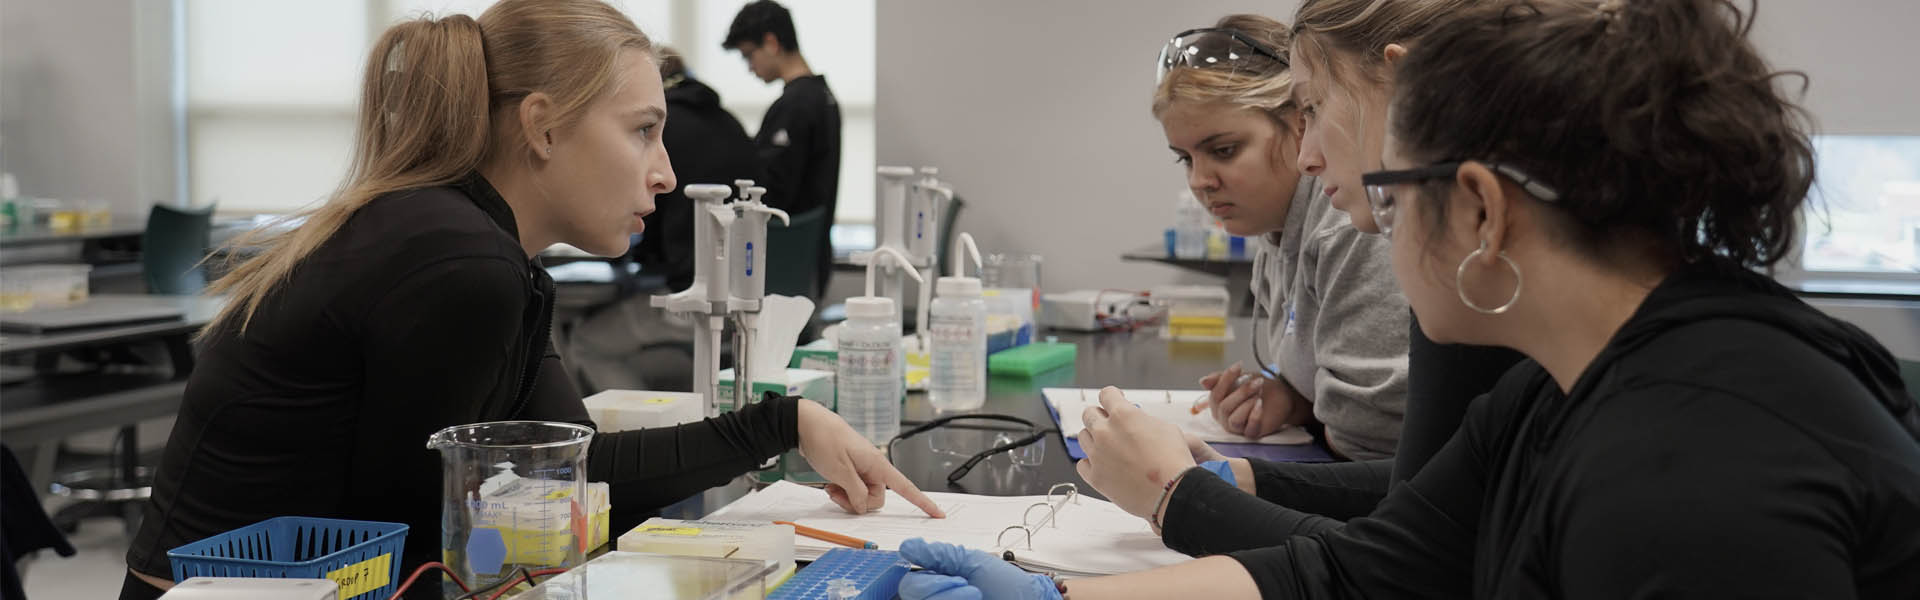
[839,246,922,445]
[928,233,987,412]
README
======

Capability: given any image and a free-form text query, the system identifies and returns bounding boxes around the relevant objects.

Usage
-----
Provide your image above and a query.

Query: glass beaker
[981,253,1042,308]
[427,421,594,596]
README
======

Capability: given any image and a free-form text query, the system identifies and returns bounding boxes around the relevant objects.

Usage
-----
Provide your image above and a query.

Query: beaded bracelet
[1147,468,1191,533]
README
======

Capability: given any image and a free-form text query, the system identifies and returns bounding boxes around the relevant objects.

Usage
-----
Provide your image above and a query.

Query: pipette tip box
[988,342,1077,376]
[767,548,909,600]
[584,390,705,432]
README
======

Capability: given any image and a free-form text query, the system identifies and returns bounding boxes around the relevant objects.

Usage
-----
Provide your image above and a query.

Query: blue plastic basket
[167,516,408,600]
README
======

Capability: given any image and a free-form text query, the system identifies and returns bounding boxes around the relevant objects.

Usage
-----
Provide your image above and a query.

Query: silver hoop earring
[1456,239,1522,315]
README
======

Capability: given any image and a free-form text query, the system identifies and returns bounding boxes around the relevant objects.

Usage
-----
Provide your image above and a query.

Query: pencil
[774,521,878,550]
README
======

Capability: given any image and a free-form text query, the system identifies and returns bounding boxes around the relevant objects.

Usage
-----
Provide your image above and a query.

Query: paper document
[1044,388,1313,445]
[707,481,1190,577]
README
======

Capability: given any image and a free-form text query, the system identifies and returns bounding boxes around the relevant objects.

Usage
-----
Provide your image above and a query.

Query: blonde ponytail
[205,0,652,336]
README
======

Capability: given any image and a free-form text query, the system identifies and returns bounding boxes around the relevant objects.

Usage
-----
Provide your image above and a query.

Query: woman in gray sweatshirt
[1156,15,1409,460]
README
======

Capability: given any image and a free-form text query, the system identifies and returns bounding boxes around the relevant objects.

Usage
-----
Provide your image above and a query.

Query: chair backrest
[766,206,830,301]
[1901,359,1920,405]
[935,195,967,275]
[143,204,217,295]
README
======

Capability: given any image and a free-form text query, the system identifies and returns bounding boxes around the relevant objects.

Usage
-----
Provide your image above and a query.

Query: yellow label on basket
[326,553,391,599]
[543,488,574,500]
[635,524,704,536]
[644,397,676,404]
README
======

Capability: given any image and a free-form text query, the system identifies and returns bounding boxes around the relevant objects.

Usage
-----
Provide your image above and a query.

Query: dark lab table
[1120,243,1258,316]
[0,295,225,495]
[0,219,147,249]
[887,321,1268,499]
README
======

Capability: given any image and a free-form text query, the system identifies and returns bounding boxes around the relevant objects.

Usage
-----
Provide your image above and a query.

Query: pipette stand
[653,184,737,417]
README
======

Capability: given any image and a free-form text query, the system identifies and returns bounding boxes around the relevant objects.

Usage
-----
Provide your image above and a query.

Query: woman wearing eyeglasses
[1153,16,1411,465]
[896,1,1920,598]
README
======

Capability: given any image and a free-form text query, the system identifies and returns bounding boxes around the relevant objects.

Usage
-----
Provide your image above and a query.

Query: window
[185,0,875,224]
[1798,135,1920,277]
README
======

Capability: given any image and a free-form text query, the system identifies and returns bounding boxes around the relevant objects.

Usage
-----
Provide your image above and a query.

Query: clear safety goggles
[1156,27,1288,83]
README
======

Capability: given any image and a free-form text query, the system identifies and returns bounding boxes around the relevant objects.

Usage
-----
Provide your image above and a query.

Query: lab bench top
[0,294,226,358]
[0,218,149,249]
[661,318,1287,524]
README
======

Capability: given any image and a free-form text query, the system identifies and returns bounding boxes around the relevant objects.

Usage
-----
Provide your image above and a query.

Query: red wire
[483,568,573,600]
[386,561,468,600]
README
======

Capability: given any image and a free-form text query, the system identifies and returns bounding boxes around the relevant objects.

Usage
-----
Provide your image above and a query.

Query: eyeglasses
[1157,28,1288,84]
[1359,161,1561,236]
[888,414,1053,484]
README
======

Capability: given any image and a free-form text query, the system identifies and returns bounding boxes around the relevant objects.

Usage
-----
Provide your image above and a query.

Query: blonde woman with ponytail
[121,3,940,598]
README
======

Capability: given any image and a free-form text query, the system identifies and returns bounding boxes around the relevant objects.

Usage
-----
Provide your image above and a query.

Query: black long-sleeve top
[127,174,800,584]
[755,74,841,295]
[1204,260,1920,598]
[1163,317,1522,554]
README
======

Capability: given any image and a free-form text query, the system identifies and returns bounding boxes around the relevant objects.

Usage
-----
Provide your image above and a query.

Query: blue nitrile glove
[897,538,1062,600]
[1200,459,1237,488]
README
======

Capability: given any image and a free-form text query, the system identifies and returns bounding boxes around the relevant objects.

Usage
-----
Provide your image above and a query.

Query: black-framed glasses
[1359,161,1561,235]
[1157,27,1288,83]
[888,414,1054,484]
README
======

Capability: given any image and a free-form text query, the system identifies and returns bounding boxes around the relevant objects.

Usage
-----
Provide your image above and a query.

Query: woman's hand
[795,399,946,518]
[1185,431,1228,464]
[1200,364,1299,438]
[1074,387,1197,520]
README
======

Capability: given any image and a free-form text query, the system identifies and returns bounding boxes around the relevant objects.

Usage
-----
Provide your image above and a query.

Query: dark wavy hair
[1391,0,1814,268]
[722,0,800,53]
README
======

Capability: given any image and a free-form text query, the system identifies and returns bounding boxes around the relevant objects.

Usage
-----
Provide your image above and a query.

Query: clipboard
[1040,388,1333,463]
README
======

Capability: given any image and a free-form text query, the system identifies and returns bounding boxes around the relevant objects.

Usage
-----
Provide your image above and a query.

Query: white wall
[0,0,179,216]
[1750,0,1920,136]
[875,0,1293,294]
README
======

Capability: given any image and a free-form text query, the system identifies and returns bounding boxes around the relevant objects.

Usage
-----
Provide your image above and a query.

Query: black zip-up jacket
[126,174,800,585]
[1183,259,1920,598]
[1157,320,1522,554]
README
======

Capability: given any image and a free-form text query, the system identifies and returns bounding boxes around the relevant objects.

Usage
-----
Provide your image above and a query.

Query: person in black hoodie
[631,48,761,292]
[119,3,942,599]
[896,1,1920,598]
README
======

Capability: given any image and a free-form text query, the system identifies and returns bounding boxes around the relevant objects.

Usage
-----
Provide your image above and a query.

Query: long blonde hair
[205,0,654,336]
[1151,14,1297,127]
[1289,0,1476,104]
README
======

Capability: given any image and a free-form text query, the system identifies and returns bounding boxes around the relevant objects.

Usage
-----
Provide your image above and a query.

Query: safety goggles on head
[1157,28,1288,84]
[1360,161,1561,236]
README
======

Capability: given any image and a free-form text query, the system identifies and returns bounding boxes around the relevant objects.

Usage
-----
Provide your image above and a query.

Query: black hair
[722,0,799,53]
[1391,0,1814,268]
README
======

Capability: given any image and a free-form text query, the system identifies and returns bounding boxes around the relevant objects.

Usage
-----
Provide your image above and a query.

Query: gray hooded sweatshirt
[1251,175,1410,459]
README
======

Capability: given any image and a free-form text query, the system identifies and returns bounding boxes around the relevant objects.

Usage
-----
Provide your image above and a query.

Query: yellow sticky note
[326,553,391,599]
[644,397,676,404]
[636,524,704,536]
[544,488,574,500]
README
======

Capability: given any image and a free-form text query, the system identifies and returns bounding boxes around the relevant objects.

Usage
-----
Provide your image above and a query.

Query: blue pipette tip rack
[768,548,909,600]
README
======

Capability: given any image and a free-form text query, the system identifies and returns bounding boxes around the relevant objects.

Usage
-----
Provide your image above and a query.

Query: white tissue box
[716,368,835,412]
[583,390,705,432]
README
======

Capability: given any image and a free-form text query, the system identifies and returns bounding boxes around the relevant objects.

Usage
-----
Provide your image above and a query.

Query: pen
[774,521,878,549]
